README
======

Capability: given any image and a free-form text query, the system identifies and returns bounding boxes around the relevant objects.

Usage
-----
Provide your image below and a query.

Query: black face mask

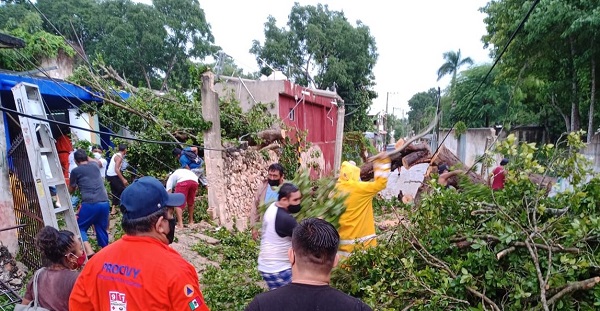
[166,218,176,244]
[267,179,280,187]
[288,204,302,214]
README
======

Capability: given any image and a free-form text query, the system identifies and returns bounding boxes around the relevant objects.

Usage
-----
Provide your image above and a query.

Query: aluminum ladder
[11,82,79,235]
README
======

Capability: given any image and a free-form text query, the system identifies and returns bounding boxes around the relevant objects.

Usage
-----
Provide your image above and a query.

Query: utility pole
[385,92,400,144]
[433,87,441,152]
[385,92,389,145]
[201,71,227,226]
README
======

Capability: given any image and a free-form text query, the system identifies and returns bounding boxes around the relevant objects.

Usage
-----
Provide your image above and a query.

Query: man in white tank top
[106,144,128,216]
[258,183,302,290]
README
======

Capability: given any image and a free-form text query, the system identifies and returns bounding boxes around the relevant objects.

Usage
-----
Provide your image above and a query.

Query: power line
[0,104,225,151]
[8,49,180,171]
[24,0,186,145]
[432,0,541,162]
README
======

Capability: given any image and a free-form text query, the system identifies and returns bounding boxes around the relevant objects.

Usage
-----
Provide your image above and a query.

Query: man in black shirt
[246,218,372,311]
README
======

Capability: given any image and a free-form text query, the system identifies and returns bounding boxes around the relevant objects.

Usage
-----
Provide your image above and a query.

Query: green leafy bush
[196,228,263,311]
[332,131,600,310]
[291,169,348,229]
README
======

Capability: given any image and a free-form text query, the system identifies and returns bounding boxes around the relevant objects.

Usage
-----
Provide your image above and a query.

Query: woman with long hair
[21,226,85,311]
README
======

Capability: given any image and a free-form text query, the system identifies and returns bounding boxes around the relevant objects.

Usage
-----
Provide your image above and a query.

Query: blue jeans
[78,201,110,247]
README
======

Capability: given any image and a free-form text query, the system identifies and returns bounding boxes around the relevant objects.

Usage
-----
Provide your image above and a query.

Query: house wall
[439,128,499,177]
[68,109,100,145]
[213,77,283,114]
[279,81,339,176]
[37,50,75,80]
[214,78,340,176]
[583,134,600,173]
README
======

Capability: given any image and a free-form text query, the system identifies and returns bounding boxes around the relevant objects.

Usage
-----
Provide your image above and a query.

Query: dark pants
[107,175,126,206]
[78,201,110,247]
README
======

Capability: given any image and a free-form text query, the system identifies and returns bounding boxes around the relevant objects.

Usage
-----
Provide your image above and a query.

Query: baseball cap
[120,176,185,219]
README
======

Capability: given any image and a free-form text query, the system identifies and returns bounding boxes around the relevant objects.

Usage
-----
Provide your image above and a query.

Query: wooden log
[402,150,430,169]
[247,129,286,147]
[360,143,430,181]
[430,144,486,185]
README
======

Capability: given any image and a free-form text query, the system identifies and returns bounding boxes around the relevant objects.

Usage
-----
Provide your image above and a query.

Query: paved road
[380,163,429,200]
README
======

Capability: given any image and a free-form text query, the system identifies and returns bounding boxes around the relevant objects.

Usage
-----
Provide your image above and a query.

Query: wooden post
[201,71,228,226]
[333,105,345,175]
[0,112,18,254]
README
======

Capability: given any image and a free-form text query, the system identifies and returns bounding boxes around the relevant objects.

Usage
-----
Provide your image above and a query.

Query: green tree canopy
[32,0,218,90]
[407,88,438,132]
[481,0,600,140]
[250,3,378,132]
[0,8,74,71]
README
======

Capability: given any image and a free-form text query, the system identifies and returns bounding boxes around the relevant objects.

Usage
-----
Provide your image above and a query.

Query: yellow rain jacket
[336,157,390,258]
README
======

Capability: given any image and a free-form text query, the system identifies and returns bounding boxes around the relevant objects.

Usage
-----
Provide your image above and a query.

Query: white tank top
[257,203,292,273]
[106,153,123,177]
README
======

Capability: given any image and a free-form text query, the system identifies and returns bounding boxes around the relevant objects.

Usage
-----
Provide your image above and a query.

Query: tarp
[0,71,129,110]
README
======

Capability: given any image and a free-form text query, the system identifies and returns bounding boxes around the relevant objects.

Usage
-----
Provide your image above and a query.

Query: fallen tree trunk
[248,129,286,148]
[402,150,430,169]
[430,144,487,185]
[360,143,431,181]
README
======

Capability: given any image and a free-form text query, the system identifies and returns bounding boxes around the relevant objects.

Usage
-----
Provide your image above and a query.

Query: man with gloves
[335,153,391,258]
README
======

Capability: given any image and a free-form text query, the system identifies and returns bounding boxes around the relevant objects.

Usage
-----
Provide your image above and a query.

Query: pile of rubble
[222,149,279,229]
[0,245,27,292]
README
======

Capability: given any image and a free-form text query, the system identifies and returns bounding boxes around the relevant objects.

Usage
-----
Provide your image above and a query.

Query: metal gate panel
[7,134,43,270]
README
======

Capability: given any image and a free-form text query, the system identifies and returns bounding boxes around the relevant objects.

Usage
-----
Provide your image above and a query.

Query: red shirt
[491,166,506,190]
[69,235,209,311]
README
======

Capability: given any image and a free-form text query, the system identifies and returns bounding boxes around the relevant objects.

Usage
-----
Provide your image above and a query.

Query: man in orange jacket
[69,176,209,311]
[335,153,391,258]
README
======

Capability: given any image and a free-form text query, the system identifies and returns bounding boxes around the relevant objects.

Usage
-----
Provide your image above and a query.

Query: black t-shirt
[274,207,297,238]
[245,283,372,311]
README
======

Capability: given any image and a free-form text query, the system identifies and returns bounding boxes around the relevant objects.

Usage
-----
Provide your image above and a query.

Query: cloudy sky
[140,0,493,116]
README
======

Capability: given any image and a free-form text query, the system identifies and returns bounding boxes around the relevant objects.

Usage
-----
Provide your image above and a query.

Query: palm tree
[436,49,474,85]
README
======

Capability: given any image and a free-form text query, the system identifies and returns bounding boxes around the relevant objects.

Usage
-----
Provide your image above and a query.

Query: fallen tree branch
[471,209,497,216]
[525,234,550,311]
[452,235,581,255]
[76,71,182,144]
[402,224,501,311]
[259,142,281,152]
[401,301,418,311]
[496,246,516,260]
[368,111,440,162]
[100,63,164,96]
[546,277,600,307]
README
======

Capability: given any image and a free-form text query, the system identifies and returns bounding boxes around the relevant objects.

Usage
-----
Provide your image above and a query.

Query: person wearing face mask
[69,176,210,311]
[250,163,285,240]
[92,145,108,180]
[257,183,302,290]
[20,226,84,311]
[245,218,373,311]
